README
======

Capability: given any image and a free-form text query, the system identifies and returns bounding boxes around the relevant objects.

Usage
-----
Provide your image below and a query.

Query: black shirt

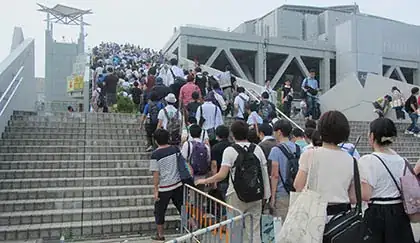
[211,139,231,184]
[104,74,118,94]
[187,101,201,118]
[405,95,418,113]
[282,86,292,99]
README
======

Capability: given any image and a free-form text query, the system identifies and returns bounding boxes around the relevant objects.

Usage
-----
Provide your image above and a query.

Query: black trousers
[145,123,158,147]
[154,186,183,225]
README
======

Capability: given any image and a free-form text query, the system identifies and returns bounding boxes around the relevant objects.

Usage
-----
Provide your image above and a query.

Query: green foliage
[276,88,284,113]
[115,95,135,113]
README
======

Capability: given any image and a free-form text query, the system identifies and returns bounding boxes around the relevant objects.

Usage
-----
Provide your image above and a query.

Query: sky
[1,0,420,77]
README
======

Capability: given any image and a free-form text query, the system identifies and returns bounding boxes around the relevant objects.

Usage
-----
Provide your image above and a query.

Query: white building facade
[163,4,420,94]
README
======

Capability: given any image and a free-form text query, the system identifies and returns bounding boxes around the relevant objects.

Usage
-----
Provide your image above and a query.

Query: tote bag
[278,149,327,243]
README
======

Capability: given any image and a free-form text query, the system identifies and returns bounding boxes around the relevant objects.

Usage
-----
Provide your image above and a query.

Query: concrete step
[0,139,144,147]
[0,146,147,154]
[0,205,178,226]
[0,153,150,161]
[2,132,144,140]
[0,185,154,200]
[0,168,149,179]
[8,121,140,129]
[5,127,144,135]
[0,216,180,241]
[0,160,150,170]
[0,176,153,189]
[0,195,156,212]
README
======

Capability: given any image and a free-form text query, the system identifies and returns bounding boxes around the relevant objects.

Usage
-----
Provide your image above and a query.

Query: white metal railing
[0,66,24,116]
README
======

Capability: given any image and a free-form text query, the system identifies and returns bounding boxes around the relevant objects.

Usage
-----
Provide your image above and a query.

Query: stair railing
[0,66,24,117]
[243,86,304,131]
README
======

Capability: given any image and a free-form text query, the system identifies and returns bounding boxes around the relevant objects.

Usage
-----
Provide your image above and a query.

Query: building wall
[277,9,304,40]
[44,29,83,102]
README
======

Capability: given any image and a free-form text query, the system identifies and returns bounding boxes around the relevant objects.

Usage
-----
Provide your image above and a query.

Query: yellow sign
[67,75,84,93]
[67,76,74,93]
[73,75,84,91]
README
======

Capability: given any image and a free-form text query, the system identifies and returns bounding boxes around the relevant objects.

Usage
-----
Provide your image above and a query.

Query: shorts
[106,93,117,106]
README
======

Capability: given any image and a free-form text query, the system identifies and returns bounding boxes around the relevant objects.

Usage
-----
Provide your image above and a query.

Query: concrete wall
[0,38,36,134]
[277,9,304,40]
[44,29,84,102]
[320,73,419,121]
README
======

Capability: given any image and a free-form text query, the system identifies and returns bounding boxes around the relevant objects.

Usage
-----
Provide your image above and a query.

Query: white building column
[178,36,188,61]
[319,57,331,92]
[413,65,420,85]
[254,44,265,85]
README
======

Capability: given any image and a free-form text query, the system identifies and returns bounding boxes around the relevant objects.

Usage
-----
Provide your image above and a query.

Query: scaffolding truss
[37,3,92,26]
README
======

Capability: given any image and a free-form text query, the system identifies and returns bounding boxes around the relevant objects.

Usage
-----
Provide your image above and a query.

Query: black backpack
[277,144,301,193]
[97,91,105,108]
[230,144,264,203]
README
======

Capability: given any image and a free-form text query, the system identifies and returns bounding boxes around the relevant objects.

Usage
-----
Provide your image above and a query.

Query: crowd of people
[373,86,420,138]
[88,43,420,243]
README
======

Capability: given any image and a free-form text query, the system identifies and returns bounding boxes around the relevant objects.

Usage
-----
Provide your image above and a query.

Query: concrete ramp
[320,73,419,121]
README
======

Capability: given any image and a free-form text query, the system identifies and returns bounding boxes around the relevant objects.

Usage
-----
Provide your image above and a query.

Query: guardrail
[0,66,24,116]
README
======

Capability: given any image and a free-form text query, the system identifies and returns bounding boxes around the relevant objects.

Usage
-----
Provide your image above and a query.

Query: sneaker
[151,234,165,242]
[405,130,414,135]
[415,133,420,138]
[146,146,153,152]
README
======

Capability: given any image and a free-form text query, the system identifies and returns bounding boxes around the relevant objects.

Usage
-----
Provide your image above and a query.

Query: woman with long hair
[359,117,415,242]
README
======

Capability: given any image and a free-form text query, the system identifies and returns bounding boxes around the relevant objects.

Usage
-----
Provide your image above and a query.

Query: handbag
[373,155,420,223]
[323,158,372,243]
[279,149,328,243]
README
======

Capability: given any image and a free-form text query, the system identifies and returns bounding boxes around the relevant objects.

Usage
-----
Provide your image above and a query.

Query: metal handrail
[0,77,23,116]
[166,213,252,243]
[244,87,304,131]
[0,66,24,104]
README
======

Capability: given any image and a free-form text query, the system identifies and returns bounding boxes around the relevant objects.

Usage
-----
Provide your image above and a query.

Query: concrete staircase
[0,111,418,241]
[0,111,180,241]
[293,119,420,164]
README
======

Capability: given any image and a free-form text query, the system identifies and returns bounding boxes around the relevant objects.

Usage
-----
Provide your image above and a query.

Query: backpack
[188,141,209,176]
[230,144,264,203]
[277,143,301,193]
[97,91,105,108]
[259,100,274,122]
[163,108,182,145]
[147,101,160,124]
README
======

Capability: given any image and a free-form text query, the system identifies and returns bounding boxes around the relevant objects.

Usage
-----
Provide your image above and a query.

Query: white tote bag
[278,150,327,243]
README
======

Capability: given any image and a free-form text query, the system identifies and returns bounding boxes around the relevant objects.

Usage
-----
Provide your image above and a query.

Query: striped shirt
[150,146,182,192]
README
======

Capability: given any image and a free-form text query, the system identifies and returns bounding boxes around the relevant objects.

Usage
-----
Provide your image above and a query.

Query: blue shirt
[143,102,164,115]
[301,77,319,96]
[268,141,298,198]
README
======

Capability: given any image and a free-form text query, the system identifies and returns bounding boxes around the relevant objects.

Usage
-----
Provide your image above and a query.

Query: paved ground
[3,225,419,242]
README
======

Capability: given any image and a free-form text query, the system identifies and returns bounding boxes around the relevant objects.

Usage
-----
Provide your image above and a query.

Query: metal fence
[167,184,253,243]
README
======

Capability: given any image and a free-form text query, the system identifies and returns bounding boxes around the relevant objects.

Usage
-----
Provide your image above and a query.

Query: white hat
[165,93,177,103]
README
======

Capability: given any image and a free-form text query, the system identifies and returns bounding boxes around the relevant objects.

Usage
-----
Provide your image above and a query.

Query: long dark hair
[391,86,400,93]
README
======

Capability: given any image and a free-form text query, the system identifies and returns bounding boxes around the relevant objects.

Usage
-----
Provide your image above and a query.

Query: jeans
[394,106,406,120]
[305,96,317,118]
[407,113,419,133]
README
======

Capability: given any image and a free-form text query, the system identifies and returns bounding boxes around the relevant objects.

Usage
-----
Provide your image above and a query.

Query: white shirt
[217,71,231,88]
[358,152,405,200]
[299,147,355,204]
[157,105,182,130]
[234,93,249,118]
[195,102,223,130]
[166,65,184,86]
[221,141,271,199]
[181,125,209,143]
